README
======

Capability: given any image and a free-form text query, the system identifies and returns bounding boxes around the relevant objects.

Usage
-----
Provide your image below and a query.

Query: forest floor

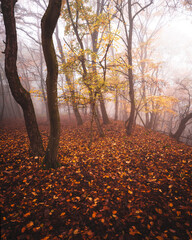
[0,121,192,240]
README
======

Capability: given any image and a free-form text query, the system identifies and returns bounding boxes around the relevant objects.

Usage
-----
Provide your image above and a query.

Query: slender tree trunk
[84,104,87,117]
[141,79,150,127]
[0,71,5,121]
[41,0,62,168]
[91,30,109,125]
[90,92,104,137]
[114,89,119,121]
[55,26,83,126]
[160,112,166,131]
[67,100,71,121]
[1,0,44,156]
[126,0,135,135]
[66,73,83,126]
[39,44,49,122]
[99,92,110,124]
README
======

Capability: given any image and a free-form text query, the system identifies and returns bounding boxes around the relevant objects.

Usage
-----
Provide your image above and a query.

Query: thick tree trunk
[1,0,44,156]
[41,0,62,169]
[170,112,192,141]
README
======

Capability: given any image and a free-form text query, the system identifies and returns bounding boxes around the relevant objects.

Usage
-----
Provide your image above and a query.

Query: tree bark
[90,92,104,137]
[39,44,49,122]
[66,0,105,136]
[41,0,62,168]
[114,89,119,121]
[1,0,44,156]
[99,92,110,124]
[55,25,83,126]
[126,0,135,135]
[91,21,109,125]
[170,112,192,141]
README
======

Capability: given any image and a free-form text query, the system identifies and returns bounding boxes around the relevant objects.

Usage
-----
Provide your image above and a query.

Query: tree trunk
[41,0,62,169]
[0,71,5,121]
[90,93,104,137]
[39,44,49,122]
[99,92,110,124]
[55,26,83,126]
[1,0,44,156]
[114,89,119,121]
[91,29,109,125]
[67,100,71,121]
[170,112,192,141]
[126,0,135,135]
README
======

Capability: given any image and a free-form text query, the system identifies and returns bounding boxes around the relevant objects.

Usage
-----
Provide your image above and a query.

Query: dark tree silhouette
[41,0,62,168]
[170,112,192,141]
[1,0,44,156]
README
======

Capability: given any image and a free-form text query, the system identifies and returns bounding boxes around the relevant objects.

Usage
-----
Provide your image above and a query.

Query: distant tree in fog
[170,79,192,141]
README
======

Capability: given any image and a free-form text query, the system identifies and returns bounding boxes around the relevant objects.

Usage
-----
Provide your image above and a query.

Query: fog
[0,0,192,145]
[156,15,192,81]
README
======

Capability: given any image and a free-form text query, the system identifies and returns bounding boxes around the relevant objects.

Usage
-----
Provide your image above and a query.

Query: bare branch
[132,0,154,21]
[17,27,40,45]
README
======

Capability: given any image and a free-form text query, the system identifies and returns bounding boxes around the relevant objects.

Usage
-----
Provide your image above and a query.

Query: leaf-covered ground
[0,121,192,240]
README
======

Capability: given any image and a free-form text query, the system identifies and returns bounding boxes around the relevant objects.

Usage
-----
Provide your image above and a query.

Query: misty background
[0,0,192,145]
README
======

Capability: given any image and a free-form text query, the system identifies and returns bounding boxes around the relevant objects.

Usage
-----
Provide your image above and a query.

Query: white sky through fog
[1,1,192,86]
[155,15,192,83]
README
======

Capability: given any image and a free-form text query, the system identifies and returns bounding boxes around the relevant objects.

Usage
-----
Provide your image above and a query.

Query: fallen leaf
[74,229,79,235]
[156,236,164,240]
[41,236,50,240]
[21,227,26,233]
[60,212,66,217]
[24,212,31,217]
[155,208,162,214]
[26,221,34,229]
[92,211,97,218]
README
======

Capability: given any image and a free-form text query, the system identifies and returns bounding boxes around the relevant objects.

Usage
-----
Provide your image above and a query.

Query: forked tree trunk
[1,0,44,156]
[41,0,62,168]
